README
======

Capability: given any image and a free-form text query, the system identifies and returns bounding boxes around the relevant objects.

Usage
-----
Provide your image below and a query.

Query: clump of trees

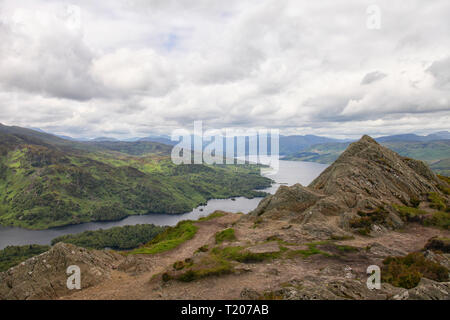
[51,224,166,250]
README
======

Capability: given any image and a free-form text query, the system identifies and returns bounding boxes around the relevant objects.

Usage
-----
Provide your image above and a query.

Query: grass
[428,192,447,211]
[286,242,332,259]
[165,253,234,283]
[423,211,450,230]
[215,228,236,244]
[161,239,355,284]
[335,245,359,252]
[198,211,226,222]
[130,220,198,254]
[265,235,297,246]
[165,243,286,283]
[393,205,428,221]
[393,205,450,230]
[213,245,286,263]
[330,234,355,241]
[382,252,449,289]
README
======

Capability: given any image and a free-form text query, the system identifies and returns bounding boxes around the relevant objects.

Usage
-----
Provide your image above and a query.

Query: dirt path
[61,213,242,300]
[61,210,449,300]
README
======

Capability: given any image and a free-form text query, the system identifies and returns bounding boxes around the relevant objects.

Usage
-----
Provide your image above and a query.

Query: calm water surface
[0,160,328,249]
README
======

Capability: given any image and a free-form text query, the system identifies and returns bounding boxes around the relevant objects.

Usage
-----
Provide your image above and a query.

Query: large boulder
[251,184,324,217]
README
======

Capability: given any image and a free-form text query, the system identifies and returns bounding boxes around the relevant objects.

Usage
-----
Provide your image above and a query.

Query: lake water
[0,160,328,249]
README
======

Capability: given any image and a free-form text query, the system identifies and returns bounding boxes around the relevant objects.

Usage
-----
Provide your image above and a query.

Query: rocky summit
[1,136,449,300]
[251,135,448,239]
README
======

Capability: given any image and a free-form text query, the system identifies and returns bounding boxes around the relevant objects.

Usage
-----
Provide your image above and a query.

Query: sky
[0,0,449,139]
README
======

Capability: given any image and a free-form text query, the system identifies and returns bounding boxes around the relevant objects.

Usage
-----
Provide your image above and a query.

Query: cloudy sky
[0,0,449,139]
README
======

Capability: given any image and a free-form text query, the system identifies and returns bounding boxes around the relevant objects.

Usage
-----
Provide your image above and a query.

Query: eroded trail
[62,213,242,300]
[61,212,449,300]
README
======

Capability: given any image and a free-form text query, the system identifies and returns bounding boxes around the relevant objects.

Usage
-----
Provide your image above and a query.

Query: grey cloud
[0,6,101,101]
[0,0,449,139]
[427,56,450,89]
[361,71,387,85]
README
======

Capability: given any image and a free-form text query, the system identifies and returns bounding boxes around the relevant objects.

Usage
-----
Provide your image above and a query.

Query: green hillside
[0,127,271,230]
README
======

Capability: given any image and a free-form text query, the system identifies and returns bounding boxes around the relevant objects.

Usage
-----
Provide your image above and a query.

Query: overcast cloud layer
[0,0,449,139]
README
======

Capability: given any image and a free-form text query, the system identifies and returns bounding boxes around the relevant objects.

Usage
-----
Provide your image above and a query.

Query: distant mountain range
[284,133,450,176]
[376,131,450,142]
[30,128,449,151]
[12,124,450,176]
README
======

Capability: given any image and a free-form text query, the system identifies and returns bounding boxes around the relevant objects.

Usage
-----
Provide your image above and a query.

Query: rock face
[251,135,448,237]
[248,276,450,300]
[251,184,325,218]
[0,243,123,300]
[309,135,441,208]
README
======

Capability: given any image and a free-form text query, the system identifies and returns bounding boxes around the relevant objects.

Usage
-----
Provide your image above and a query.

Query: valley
[1,135,449,300]
[0,124,271,229]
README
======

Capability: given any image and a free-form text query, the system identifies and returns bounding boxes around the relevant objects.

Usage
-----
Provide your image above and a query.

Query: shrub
[173,261,185,270]
[349,207,389,235]
[382,252,449,289]
[196,245,209,253]
[410,197,421,208]
[424,237,450,253]
[423,211,450,230]
[428,192,446,211]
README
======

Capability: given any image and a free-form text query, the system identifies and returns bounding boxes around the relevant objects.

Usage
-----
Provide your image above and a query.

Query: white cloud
[91,48,177,97]
[0,0,449,139]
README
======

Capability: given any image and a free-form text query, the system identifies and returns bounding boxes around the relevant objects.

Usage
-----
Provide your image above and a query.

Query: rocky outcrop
[0,243,123,300]
[394,278,450,300]
[242,276,450,300]
[251,135,448,237]
[251,184,325,218]
[309,135,442,207]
